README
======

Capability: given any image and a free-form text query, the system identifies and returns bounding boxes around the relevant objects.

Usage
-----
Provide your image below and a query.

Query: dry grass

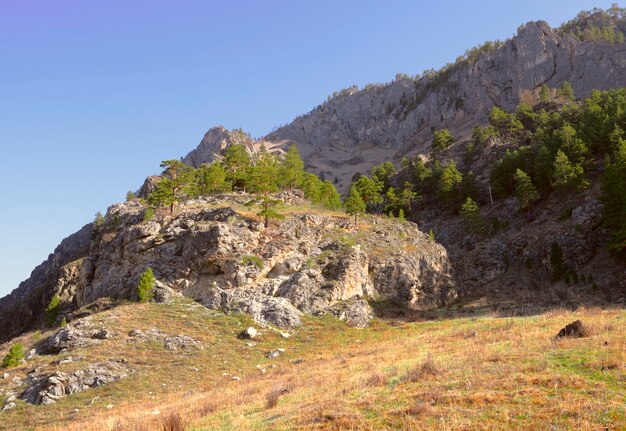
[0,300,624,431]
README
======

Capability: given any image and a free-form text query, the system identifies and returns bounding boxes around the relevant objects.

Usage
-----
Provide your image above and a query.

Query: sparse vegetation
[45,294,61,326]
[1,343,25,369]
[137,267,156,303]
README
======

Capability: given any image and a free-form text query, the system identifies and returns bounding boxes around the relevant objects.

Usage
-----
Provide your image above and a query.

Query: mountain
[179,15,626,192]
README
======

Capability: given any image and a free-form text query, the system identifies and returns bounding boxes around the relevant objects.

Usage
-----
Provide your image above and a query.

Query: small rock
[555,320,589,339]
[246,342,256,347]
[280,332,291,339]
[267,350,281,359]
[3,402,16,411]
[25,349,37,360]
[11,377,22,385]
[231,376,241,381]
[293,359,304,365]
[106,404,114,409]
[238,327,257,339]
[2,373,9,380]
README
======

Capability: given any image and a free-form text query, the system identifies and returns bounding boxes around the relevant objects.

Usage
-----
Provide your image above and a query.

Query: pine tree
[601,140,626,252]
[432,129,455,155]
[513,169,539,211]
[223,144,252,191]
[460,197,484,234]
[552,150,589,191]
[126,191,136,201]
[137,267,156,303]
[302,173,322,204]
[254,195,285,228]
[344,185,366,225]
[197,162,229,195]
[249,150,279,194]
[148,160,196,215]
[279,145,306,190]
[319,181,342,210]
[534,146,553,193]
[437,160,463,208]
[93,211,105,229]
[353,175,383,208]
[558,81,575,101]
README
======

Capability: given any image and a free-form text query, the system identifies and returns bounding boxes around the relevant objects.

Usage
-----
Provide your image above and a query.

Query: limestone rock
[20,359,130,405]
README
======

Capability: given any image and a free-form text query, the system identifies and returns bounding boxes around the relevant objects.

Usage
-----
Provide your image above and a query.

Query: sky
[0,0,619,297]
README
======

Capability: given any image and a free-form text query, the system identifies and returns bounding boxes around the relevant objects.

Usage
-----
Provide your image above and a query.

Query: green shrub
[241,255,263,270]
[428,229,436,241]
[45,294,61,326]
[2,343,25,369]
[137,267,156,303]
[143,207,155,222]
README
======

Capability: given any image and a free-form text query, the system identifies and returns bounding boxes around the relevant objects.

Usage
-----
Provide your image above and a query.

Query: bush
[137,267,156,303]
[241,255,263,269]
[45,294,61,326]
[143,207,155,222]
[2,343,25,368]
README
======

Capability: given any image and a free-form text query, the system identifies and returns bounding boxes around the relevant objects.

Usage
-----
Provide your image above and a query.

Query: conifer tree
[558,80,575,101]
[319,180,342,210]
[148,160,196,215]
[552,150,588,191]
[344,185,366,225]
[302,173,322,204]
[279,145,305,190]
[432,129,455,155]
[437,161,463,208]
[137,267,156,303]
[460,197,484,234]
[534,146,553,193]
[353,175,383,208]
[197,162,229,195]
[223,144,252,191]
[601,140,626,252]
[513,169,539,211]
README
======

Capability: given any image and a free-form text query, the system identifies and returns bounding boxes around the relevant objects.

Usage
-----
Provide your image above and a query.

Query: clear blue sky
[0,0,617,297]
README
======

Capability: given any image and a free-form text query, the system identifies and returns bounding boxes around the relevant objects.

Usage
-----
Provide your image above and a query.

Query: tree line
[343,84,626,253]
[143,144,341,226]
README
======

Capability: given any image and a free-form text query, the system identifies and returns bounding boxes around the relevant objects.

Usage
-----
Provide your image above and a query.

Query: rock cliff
[0,194,456,342]
[263,20,626,189]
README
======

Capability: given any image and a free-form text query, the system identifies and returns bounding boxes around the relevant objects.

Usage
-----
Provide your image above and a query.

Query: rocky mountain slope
[0,194,456,343]
[265,19,626,189]
[178,15,626,192]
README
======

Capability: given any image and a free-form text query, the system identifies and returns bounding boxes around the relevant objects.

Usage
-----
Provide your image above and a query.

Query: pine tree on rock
[513,169,539,213]
[552,150,589,191]
[344,185,366,226]
[148,160,196,215]
[223,144,252,191]
[460,197,484,235]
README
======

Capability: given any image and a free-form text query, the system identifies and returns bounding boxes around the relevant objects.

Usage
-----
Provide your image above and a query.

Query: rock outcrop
[0,194,457,340]
[20,359,130,405]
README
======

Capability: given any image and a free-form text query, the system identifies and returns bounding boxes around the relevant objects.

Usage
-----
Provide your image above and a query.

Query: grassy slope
[0,298,624,431]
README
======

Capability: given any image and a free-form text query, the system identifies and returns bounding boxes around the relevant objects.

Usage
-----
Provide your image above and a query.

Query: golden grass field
[0,296,624,431]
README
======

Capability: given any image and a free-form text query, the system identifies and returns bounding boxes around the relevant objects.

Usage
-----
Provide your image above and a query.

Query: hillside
[1,6,626,430]
[0,299,624,430]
